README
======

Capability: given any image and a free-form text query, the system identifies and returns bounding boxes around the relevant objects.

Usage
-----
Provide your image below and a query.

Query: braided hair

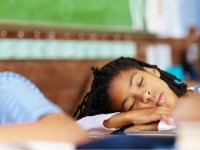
[73,57,187,120]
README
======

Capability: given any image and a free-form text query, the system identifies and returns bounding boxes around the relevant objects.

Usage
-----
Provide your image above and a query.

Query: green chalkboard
[0,0,132,29]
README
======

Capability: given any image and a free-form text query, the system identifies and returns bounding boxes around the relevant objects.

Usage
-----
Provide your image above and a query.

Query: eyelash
[129,100,136,111]
[139,77,143,87]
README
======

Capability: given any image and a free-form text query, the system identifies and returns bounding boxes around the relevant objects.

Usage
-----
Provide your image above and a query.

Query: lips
[155,93,165,106]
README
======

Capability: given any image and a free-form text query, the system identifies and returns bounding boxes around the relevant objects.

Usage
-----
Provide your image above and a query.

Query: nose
[143,90,151,103]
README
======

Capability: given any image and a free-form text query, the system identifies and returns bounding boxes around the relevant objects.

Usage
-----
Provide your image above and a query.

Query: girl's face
[109,67,179,112]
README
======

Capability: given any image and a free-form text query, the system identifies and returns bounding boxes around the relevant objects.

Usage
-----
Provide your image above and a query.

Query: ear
[143,67,160,78]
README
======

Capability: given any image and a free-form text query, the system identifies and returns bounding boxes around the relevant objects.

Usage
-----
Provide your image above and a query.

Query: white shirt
[77,113,119,135]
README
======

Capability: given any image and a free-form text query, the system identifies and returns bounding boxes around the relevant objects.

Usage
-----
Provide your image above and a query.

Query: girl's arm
[77,107,172,134]
[104,107,172,129]
[125,121,159,131]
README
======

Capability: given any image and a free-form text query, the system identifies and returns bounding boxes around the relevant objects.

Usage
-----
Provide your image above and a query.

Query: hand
[127,107,172,125]
[125,121,159,131]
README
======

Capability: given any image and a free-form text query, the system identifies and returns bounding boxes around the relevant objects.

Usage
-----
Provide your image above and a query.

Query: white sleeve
[158,118,176,131]
[77,112,119,135]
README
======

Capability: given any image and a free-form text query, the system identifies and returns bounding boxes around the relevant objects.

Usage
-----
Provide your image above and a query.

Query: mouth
[155,93,165,106]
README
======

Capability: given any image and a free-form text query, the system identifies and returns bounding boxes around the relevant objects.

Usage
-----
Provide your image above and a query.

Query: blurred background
[0,0,199,114]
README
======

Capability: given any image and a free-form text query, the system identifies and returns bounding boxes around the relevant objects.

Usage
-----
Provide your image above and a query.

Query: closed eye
[139,77,143,87]
[122,98,136,112]
[128,100,136,111]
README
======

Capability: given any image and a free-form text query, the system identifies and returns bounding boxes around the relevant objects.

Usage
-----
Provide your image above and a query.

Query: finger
[149,114,163,122]
[161,115,173,125]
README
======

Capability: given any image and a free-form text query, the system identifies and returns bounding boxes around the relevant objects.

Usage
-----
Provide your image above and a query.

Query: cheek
[148,79,168,93]
[109,85,129,110]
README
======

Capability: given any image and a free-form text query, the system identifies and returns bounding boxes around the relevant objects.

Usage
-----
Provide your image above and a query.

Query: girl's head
[74,57,187,119]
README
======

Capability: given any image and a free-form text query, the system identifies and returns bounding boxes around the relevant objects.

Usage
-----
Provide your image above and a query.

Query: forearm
[0,114,90,145]
[104,107,172,129]
[103,112,133,129]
